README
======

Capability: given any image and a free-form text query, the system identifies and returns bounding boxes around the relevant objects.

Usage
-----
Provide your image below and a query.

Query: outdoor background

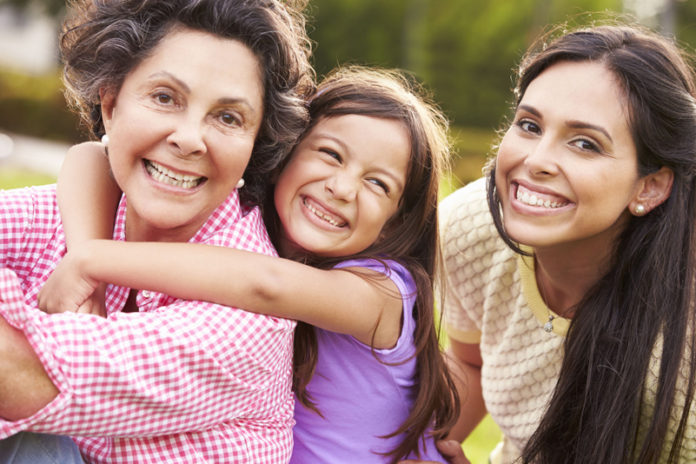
[1,0,695,462]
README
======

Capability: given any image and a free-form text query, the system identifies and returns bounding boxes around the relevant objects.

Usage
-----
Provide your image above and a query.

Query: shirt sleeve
[0,267,294,438]
[439,178,497,344]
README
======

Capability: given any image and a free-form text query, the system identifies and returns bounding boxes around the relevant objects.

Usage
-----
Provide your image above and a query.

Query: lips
[302,196,347,227]
[515,183,569,209]
[144,160,206,189]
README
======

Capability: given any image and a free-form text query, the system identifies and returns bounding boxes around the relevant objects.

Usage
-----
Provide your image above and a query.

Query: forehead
[522,61,630,131]
[123,27,264,106]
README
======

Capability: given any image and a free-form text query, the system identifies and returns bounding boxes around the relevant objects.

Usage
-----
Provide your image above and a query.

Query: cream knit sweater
[440,178,696,463]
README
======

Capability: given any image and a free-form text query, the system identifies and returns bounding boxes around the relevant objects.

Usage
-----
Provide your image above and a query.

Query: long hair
[60,0,315,207]
[267,66,460,463]
[487,24,696,463]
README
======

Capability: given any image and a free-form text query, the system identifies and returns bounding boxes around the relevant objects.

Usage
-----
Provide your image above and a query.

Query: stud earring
[236,178,245,189]
[634,203,646,215]
[101,134,109,157]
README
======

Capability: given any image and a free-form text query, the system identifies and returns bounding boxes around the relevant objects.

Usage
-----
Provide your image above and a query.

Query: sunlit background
[1,0,694,461]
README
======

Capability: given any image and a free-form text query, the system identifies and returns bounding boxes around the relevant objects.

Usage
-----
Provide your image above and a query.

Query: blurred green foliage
[0,166,55,189]
[0,68,82,142]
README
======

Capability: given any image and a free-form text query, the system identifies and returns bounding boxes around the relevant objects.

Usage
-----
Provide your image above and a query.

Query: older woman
[0,0,313,462]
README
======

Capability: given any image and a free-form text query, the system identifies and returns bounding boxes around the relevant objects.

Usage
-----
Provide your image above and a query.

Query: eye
[218,111,242,127]
[367,178,390,194]
[571,138,602,153]
[517,119,541,135]
[153,92,175,105]
[320,148,342,163]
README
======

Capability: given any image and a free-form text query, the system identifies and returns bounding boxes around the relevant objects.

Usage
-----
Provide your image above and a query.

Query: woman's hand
[399,440,471,464]
[38,248,105,316]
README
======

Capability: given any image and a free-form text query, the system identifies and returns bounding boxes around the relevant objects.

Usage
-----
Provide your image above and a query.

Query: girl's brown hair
[266,66,460,463]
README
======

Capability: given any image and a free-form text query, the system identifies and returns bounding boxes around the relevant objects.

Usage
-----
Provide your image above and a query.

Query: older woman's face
[101,27,264,242]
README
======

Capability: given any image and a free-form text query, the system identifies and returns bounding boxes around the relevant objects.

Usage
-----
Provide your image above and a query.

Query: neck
[534,241,615,317]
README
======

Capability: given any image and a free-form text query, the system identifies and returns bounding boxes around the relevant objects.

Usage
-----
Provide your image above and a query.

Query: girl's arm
[42,240,404,349]
[58,141,120,249]
[41,141,121,315]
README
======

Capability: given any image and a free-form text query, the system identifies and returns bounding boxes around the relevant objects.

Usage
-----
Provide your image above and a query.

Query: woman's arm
[445,339,487,442]
[43,240,405,349]
[0,315,57,420]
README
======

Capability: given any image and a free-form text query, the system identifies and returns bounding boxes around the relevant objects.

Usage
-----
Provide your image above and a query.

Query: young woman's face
[102,27,264,242]
[274,114,410,258]
[495,61,642,253]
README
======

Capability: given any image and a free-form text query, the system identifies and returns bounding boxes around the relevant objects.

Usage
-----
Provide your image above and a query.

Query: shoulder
[439,177,503,269]
[200,198,277,258]
[0,184,60,231]
[333,258,415,300]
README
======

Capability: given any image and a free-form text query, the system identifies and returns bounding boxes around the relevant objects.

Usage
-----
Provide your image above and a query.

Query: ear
[630,167,674,216]
[99,87,117,133]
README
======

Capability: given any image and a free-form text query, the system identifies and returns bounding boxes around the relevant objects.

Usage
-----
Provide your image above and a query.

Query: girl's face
[101,27,264,242]
[274,114,410,258]
[495,61,642,253]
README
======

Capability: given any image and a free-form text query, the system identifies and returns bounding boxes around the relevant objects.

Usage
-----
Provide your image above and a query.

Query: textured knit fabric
[291,258,445,463]
[0,185,296,464]
[440,177,696,464]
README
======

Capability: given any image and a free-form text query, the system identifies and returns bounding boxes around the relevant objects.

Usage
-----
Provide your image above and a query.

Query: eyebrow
[518,104,613,143]
[147,71,258,113]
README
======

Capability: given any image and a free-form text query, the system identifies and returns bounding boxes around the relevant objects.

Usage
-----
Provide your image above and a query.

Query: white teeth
[303,198,343,227]
[145,160,204,189]
[516,188,566,209]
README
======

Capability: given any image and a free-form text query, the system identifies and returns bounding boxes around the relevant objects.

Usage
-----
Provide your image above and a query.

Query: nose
[166,114,207,157]
[523,137,558,177]
[325,170,358,202]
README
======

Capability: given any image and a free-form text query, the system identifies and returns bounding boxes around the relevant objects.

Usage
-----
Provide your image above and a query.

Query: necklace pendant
[543,315,554,332]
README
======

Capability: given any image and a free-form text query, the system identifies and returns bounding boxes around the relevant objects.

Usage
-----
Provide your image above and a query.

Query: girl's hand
[38,249,105,317]
[399,440,471,464]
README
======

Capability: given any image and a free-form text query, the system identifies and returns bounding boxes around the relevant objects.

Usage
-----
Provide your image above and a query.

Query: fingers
[436,440,470,464]
[397,440,470,464]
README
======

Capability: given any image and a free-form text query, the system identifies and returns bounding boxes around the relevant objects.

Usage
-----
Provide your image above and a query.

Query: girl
[439,23,696,464]
[39,67,460,463]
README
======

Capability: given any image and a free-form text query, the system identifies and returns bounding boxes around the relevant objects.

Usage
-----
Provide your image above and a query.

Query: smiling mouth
[302,197,347,227]
[515,184,569,209]
[144,160,206,189]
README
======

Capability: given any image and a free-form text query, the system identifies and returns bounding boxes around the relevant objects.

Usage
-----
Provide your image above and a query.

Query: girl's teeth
[145,160,204,189]
[303,199,343,227]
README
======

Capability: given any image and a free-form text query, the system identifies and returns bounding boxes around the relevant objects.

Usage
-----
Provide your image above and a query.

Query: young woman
[0,0,314,462]
[39,67,460,463]
[439,23,696,464]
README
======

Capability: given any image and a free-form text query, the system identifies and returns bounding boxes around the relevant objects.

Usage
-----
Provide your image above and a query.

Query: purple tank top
[290,258,445,463]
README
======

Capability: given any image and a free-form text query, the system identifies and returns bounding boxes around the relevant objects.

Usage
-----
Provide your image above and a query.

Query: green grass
[0,167,55,189]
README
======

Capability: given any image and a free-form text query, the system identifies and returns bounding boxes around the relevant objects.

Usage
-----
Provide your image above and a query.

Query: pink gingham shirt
[0,184,296,463]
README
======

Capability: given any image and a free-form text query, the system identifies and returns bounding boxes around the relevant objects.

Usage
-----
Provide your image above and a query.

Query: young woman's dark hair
[267,66,459,463]
[60,0,315,207]
[487,24,696,463]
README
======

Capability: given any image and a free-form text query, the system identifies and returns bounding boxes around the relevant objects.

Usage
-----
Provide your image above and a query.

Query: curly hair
[60,0,315,206]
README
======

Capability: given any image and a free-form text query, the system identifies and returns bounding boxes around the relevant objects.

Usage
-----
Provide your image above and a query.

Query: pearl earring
[101,134,109,157]
[236,178,245,189]
[634,203,646,215]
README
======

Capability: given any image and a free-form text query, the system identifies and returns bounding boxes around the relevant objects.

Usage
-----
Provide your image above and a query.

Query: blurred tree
[1,0,65,17]
[308,0,628,130]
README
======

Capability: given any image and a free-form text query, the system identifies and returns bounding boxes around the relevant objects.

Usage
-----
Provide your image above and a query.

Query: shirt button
[141,290,151,299]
